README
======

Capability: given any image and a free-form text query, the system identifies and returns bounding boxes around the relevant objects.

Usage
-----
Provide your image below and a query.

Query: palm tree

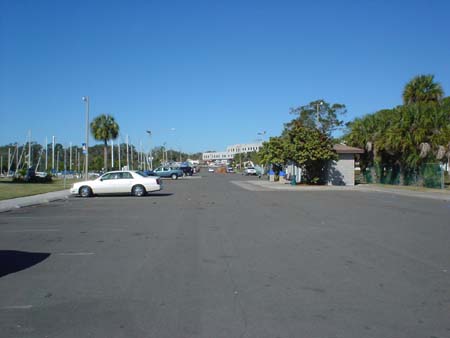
[402,74,444,105]
[90,114,120,171]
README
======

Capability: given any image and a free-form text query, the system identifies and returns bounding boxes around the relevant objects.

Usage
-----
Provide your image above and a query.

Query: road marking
[1,305,33,310]
[2,229,60,233]
[57,252,94,256]
[230,181,272,191]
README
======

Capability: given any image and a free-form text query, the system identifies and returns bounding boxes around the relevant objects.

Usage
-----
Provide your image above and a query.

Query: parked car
[244,167,257,175]
[226,167,234,173]
[143,170,158,176]
[208,167,215,172]
[153,167,183,179]
[70,170,162,197]
[179,166,194,176]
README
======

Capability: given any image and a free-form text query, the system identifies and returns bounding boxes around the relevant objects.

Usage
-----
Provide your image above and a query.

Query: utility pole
[146,130,152,170]
[56,149,60,172]
[52,136,55,171]
[126,135,129,169]
[45,137,48,171]
[69,142,72,171]
[7,148,11,176]
[316,101,324,129]
[15,143,18,174]
[82,96,90,180]
[28,130,32,168]
[63,148,67,188]
[118,142,121,170]
[111,139,114,169]
[77,149,80,173]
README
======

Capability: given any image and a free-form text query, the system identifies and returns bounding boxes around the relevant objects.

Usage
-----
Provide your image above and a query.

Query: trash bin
[290,175,296,185]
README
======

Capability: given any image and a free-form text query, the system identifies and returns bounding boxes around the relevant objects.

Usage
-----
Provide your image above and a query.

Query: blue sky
[1,0,449,153]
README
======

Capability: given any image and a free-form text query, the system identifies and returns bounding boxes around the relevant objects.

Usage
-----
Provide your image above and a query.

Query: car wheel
[79,186,92,198]
[171,173,178,180]
[132,185,146,197]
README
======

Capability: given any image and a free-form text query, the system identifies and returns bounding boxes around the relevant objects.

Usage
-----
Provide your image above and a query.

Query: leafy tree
[402,74,444,105]
[90,114,120,171]
[284,121,337,184]
[259,136,288,174]
[345,79,450,186]
[286,99,346,135]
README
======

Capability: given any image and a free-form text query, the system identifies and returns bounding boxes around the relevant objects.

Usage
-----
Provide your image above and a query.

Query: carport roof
[333,144,364,154]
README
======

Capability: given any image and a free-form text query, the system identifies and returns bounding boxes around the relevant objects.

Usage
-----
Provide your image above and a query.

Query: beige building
[327,144,364,186]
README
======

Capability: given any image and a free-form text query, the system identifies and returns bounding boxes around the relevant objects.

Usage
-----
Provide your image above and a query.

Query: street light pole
[316,100,324,128]
[146,130,152,170]
[82,96,90,180]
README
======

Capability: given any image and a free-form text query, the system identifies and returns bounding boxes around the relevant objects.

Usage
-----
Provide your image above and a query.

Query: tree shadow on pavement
[0,250,51,278]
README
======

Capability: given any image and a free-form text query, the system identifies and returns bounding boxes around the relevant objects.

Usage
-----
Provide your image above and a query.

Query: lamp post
[146,130,152,170]
[82,96,90,180]
[257,131,266,175]
[316,100,324,128]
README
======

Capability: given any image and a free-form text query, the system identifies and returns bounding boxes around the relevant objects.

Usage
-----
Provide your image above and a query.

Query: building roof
[333,144,364,154]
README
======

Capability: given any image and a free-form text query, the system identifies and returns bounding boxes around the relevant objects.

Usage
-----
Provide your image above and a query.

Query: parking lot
[1,173,450,338]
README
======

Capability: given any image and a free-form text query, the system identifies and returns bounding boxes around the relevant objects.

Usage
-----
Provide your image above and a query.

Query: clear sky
[1,0,449,153]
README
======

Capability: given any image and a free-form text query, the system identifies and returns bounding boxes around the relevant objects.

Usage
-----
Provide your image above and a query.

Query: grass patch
[0,178,81,201]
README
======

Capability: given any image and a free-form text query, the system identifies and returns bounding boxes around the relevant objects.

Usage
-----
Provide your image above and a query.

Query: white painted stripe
[1,305,33,310]
[57,252,94,256]
[8,229,60,232]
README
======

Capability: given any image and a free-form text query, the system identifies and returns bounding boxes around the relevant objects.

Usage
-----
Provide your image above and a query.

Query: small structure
[328,144,364,186]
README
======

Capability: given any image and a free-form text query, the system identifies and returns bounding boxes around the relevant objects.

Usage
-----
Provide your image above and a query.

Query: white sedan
[244,167,257,175]
[70,170,162,197]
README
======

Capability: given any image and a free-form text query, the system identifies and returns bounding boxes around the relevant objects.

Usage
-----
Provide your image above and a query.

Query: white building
[203,142,263,161]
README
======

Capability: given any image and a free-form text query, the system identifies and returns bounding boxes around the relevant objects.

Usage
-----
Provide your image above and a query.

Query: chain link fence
[360,163,446,189]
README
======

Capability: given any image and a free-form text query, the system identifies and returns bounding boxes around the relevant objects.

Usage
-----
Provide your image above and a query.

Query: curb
[242,180,450,201]
[0,190,71,213]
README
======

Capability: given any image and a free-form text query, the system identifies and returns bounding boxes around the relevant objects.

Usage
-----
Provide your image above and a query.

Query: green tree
[90,114,120,171]
[287,99,346,136]
[258,136,288,174]
[284,120,337,184]
[402,74,444,105]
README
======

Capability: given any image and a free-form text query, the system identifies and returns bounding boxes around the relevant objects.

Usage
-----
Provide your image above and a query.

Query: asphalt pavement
[1,172,449,338]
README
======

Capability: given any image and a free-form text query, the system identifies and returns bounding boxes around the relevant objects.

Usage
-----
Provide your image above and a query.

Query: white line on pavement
[1,305,33,310]
[1,229,60,233]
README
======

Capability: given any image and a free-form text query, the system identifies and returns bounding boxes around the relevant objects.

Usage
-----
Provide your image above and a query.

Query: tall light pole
[28,130,32,168]
[82,96,90,180]
[257,131,266,175]
[52,136,55,171]
[149,132,152,170]
[316,100,324,128]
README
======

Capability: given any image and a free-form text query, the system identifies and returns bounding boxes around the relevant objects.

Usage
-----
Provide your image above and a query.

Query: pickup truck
[153,167,183,180]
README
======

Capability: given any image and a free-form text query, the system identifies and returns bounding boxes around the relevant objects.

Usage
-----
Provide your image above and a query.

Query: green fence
[361,163,445,189]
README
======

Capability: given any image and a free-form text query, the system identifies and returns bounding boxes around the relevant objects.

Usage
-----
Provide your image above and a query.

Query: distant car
[208,167,215,173]
[244,167,257,175]
[179,166,194,176]
[143,170,158,176]
[153,167,183,179]
[227,167,234,173]
[70,170,162,197]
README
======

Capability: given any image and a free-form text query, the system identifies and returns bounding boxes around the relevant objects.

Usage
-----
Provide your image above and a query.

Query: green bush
[12,175,53,184]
